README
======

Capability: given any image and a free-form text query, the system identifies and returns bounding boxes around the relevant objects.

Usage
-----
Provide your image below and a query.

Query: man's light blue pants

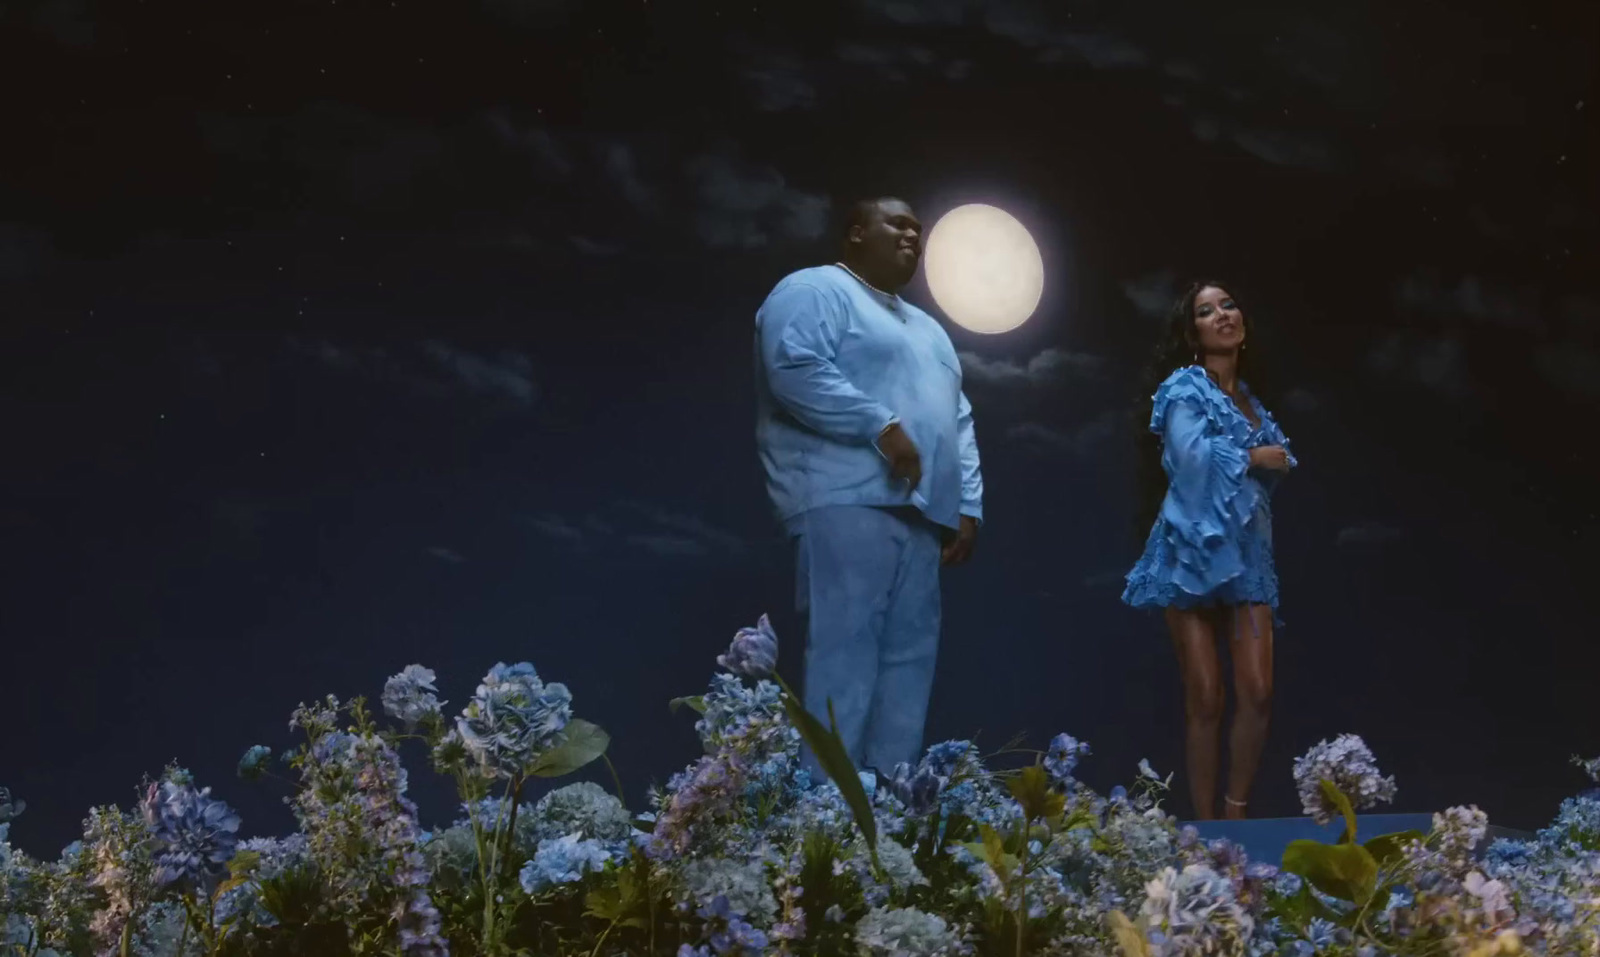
[792,505,942,777]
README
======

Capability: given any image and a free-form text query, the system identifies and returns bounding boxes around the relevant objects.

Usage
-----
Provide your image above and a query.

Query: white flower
[1139,864,1254,956]
[382,664,444,728]
[855,905,968,956]
[1464,871,1515,923]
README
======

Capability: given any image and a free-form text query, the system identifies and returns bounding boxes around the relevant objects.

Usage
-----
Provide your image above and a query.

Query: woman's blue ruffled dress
[1122,365,1296,617]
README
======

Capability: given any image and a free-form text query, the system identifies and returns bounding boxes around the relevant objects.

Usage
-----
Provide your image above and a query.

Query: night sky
[3,0,1597,858]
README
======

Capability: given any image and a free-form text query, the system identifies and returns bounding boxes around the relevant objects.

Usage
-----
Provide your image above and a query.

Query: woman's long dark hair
[1132,279,1267,541]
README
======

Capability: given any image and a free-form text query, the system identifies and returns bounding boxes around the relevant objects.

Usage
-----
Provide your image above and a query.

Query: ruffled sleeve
[1151,367,1261,595]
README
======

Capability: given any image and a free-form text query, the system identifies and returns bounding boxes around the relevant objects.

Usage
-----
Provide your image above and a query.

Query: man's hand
[875,422,923,491]
[941,515,979,566]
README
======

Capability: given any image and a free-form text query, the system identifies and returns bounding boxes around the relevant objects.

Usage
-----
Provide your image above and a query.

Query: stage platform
[1181,813,1533,865]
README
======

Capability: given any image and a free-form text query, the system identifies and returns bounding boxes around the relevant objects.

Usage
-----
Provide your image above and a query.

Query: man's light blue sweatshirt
[754,264,984,535]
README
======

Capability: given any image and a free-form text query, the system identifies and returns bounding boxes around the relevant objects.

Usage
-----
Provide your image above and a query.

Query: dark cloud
[569,236,624,257]
[32,0,97,48]
[419,341,539,406]
[857,0,1148,69]
[289,337,539,407]
[617,502,748,558]
[519,513,588,544]
[1533,347,1600,403]
[1080,568,1129,590]
[521,501,750,561]
[739,56,820,111]
[480,0,581,28]
[685,149,830,249]
[1281,388,1322,415]
[1228,127,1339,172]
[603,143,659,214]
[425,547,467,564]
[202,104,447,209]
[1006,411,1120,457]
[1396,273,1546,332]
[1123,270,1180,319]
[625,533,711,558]
[485,113,575,180]
[0,224,54,283]
[1337,521,1405,547]
[959,348,1107,389]
[1365,333,1471,399]
[1385,147,1460,189]
[210,492,276,556]
[857,0,967,26]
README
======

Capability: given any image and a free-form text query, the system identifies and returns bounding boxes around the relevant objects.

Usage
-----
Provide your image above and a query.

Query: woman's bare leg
[1166,607,1225,820]
[1223,604,1275,820]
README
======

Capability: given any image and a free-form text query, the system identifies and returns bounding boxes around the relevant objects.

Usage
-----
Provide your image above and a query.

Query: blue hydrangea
[457,661,572,779]
[1139,863,1254,955]
[695,673,794,759]
[518,832,612,895]
[0,788,23,824]
[383,664,445,728]
[528,781,634,846]
[854,904,966,956]
[1044,733,1092,787]
[236,745,272,781]
[138,779,242,889]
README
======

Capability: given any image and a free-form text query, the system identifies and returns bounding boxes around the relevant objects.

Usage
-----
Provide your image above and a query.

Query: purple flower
[885,762,944,815]
[717,615,779,679]
[1292,734,1397,825]
[697,895,769,956]
[139,779,241,889]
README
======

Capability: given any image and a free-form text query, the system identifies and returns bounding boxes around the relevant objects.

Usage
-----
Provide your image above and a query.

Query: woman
[1123,280,1296,821]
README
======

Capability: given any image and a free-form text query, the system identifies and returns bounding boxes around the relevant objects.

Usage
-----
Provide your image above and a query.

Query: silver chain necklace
[833,261,894,299]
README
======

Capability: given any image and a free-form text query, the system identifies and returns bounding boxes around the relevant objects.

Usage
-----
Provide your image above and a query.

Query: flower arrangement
[1,614,1595,956]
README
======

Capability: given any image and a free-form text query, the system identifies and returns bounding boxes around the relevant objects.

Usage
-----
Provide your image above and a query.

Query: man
[753,195,984,777]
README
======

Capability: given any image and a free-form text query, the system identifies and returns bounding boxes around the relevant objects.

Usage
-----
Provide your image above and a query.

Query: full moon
[922,203,1044,335]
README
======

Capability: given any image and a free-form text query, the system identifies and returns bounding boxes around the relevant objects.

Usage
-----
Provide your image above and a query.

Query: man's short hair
[836,195,905,244]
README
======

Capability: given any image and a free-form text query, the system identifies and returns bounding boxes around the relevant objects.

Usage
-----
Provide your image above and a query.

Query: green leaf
[585,866,637,922]
[668,695,707,715]
[209,849,263,902]
[1320,778,1359,844]
[226,849,261,878]
[1106,910,1152,957]
[1364,829,1425,868]
[1005,764,1066,823]
[957,824,1021,884]
[774,675,880,873]
[1273,879,1339,926]
[1282,838,1379,904]
[529,719,610,778]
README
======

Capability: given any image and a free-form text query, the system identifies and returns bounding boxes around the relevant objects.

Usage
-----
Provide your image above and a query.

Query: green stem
[504,777,524,885]
[602,753,626,804]
[588,917,620,957]
[1015,817,1031,957]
